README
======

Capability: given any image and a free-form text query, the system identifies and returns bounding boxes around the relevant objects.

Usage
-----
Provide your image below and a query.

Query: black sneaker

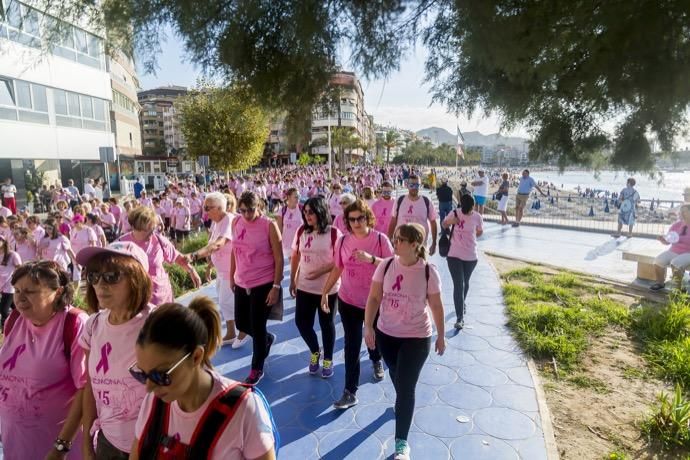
[244,369,264,385]
[650,283,665,291]
[454,320,464,330]
[265,332,276,357]
[372,360,385,382]
[333,390,359,410]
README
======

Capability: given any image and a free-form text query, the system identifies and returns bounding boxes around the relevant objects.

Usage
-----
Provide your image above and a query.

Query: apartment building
[0,0,115,200]
[137,85,187,156]
[110,51,142,157]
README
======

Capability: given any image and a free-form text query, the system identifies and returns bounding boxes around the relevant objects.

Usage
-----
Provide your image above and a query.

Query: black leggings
[446,257,478,322]
[235,282,273,371]
[339,298,381,394]
[96,430,129,460]
[376,329,430,441]
[0,293,13,328]
[295,290,337,360]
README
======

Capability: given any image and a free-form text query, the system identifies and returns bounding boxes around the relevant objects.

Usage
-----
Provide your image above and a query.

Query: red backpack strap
[137,397,171,459]
[296,225,305,248]
[3,308,20,337]
[188,383,251,458]
[62,307,82,360]
[330,226,338,249]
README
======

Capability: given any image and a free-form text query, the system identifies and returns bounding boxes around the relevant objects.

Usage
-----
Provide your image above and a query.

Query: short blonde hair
[128,206,158,231]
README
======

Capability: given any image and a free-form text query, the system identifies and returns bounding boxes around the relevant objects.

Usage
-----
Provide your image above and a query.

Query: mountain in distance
[415,127,528,148]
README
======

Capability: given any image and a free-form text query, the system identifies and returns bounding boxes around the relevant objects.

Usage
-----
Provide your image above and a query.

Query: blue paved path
[179,250,549,459]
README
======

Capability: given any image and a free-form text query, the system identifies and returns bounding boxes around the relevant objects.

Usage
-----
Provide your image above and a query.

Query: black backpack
[395,195,431,219]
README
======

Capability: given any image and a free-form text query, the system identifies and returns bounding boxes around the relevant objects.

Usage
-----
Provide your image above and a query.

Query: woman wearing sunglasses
[289,197,341,378]
[39,217,78,273]
[332,193,356,235]
[364,223,446,460]
[651,204,690,291]
[0,261,88,459]
[130,296,276,459]
[322,199,394,410]
[119,206,201,306]
[76,242,155,460]
[230,191,284,385]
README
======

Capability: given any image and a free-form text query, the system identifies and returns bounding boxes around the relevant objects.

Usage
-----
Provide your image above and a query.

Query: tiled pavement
[178,251,550,459]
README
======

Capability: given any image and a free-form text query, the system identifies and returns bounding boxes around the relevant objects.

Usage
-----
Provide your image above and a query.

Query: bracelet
[370,255,375,265]
[272,284,281,289]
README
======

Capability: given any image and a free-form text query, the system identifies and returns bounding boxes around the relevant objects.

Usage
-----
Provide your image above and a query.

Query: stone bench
[622,247,660,281]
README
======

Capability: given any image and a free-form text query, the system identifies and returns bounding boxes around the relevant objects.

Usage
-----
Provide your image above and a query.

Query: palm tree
[384,130,401,164]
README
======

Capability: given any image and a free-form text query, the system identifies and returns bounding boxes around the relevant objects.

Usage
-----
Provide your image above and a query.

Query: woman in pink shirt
[364,223,446,460]
[13,226,36,263]
[70,215,97,282]
[276,188,302,258]
[39,218,77,272]
[371,181,396,234]
[130,297,277,459]
[332,193,356,235]
[442,194,484,330]
[0,234,21,327]
[85,213,107,247]
[189,191,203,232]
[172,198,191,243]
[651,203,690,291]
[230,191,283,385]
[27,215,45,242]
[76,242,155,459]
[0,260,88,459]
[99,204,116,242]
[119,207,201,306]
[290,197,341,378]
[322,199,393,409]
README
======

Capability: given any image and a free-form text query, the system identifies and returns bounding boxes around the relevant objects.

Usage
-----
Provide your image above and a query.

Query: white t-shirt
[473,176,488,197]
[1,184,16,198]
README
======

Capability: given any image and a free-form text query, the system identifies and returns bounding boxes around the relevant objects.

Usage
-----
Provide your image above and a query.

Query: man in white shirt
[387,174,438,255]
[84,178,97,199]
[471,170,489,214]
[1,178,16,214]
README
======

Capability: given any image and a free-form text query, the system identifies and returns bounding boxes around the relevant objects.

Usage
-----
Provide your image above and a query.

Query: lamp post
[327,110,332,179]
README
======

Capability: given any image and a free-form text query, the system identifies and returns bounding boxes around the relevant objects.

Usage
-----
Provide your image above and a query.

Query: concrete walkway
[179,251,550,459]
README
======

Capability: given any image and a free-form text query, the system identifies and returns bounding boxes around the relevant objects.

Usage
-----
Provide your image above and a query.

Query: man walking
[471,170,488,214]
[513,169,546,227]
[436,177,454,224]
[1,178,16,214]
[388,174,438,255]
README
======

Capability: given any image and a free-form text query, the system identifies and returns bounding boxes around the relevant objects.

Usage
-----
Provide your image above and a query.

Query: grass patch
[641,384,690,450]
[178,232,209,254]
[567,374,611,394]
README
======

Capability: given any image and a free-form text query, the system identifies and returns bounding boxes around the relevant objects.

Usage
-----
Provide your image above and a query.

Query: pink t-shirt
[79,305,156,453]
[392,196,438,240]
[372,257,442,338]
[173,207,191,231]
[371,198,395,234]
[209,213,234,276]
[333,214,349,235]
[121,213,131,234]
[32,225,45,243]
[233,215,275,288]
[280,206,302,254]
[0,307,88,460]
[70,226,97,255]
[15,240,36,263]
[101,212,116,229]
[119,232,179,306]
[0,251,21,293]
[134,372,275,460]
[190,198,203,215]
[111,205,123,225]
[443,210,483,261]
[328,193,342,217]
[292,226,341,295]
[90,224,106,247]
[669,220,690,254]
[335,231,394,308]
[40,236,72,270]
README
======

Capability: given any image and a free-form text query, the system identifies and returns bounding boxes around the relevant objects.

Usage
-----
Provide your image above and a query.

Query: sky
[137,31,528,137]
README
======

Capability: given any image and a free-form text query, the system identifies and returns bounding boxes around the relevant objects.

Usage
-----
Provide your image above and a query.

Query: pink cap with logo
[76,241,149,272]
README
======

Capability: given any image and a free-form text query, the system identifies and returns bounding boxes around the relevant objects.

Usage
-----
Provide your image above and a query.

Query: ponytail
[416,244,428,261]
[137,296,222,368]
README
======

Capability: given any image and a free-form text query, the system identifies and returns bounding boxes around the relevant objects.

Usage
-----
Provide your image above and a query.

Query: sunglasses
[408,183,420,189]
[129,352,191,387]
[238,208,255,215]
[303,209,315,216]
[86,271,122,285]
[347,215,366,224]
[382,191,392,195]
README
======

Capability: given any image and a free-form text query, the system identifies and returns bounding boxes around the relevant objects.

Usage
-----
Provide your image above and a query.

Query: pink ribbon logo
[2,344,25,371]
[348,253,356,262]
[305,236,313,249]
[392,274,403,291]
[95,343,112,374]
[407,205,414,214]
[382,208,386,216]
[237,228,246,240]
[459,220,465,229]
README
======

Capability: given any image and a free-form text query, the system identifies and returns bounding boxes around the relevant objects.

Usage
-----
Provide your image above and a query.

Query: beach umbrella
[588,206,594,217]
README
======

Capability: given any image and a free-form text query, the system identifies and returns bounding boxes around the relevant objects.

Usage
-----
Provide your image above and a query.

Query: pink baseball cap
[76,241,149,272]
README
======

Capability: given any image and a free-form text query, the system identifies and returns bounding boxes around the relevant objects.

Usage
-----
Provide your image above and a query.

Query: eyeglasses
[382,190,392,195]
[394,236,409,244]
[303,209,315,216]
[129,352,191,387]
[347,215,366,224]
[238,208,255,215]
[86,271,122,285]
[408,183,420,189]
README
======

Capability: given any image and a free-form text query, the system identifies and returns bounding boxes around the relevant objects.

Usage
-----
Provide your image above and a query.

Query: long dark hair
[302,197,330,234]
[460,194,475,215]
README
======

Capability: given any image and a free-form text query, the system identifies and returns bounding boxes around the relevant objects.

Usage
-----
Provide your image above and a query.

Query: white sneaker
[232,336,250,349]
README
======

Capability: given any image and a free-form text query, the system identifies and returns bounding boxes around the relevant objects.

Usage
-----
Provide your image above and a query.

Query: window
[6,1,21,28]
[32,85,47,112]
[67,92,80,117]
[92,98,104,121]
[0,79,14,106]
[54,89,67,115]
[87,33,100,57]
[15,81,31,108]
[80,95,93,119]
[74,29,88,54]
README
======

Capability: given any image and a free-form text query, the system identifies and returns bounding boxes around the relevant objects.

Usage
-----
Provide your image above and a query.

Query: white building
[0,0,115,201]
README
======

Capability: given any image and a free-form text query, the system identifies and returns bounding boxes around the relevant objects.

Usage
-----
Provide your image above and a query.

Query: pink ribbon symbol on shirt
[459,220,465,229]
[382,208,386,216]
[392,274,403,291]
[95,342,112,374]
[2,344,25,371]
[237,228,246,240]
[305,236,313,249]
[407,205,414,214]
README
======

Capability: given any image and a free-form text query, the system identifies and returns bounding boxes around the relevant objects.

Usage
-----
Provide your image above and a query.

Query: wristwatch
[370,255,375,264]
[54,438,71,453]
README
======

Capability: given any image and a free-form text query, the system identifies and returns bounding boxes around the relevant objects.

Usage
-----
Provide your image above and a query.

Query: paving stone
[449,434,519,460]
[458,364,510,387]
[491,384,540,412]
[474,407,537,440]
[438,382,493,410]
[415,405,474,438]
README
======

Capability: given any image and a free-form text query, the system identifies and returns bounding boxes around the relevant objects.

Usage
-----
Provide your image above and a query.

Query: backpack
[281,204,302,219]
[137,382,280,459]
[383,257,430,288]
[438,210,457,258]
[395,195,431,219]
[4,307,81,359]
[296,225,338,251]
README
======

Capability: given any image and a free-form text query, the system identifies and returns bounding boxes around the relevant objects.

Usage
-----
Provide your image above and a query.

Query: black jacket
[436,184,454,202]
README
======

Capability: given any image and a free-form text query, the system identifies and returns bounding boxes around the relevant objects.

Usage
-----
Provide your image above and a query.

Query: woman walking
[39,218,78,273]
[443,194,483,330]
[496,172,510,225]
[230,191,284,385]
[130,297,277,459]
[77,242,155,459]
[290,197,341,378]
[322,199,393,409]
[0,234,21,328]
[364,223,446,460]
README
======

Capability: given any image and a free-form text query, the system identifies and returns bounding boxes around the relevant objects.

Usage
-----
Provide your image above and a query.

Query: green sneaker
[394,438,410,460]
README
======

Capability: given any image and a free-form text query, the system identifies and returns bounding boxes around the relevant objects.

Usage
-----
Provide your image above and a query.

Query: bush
[642,384,690,449]
[165,261,213,298]
[178,232,209,254]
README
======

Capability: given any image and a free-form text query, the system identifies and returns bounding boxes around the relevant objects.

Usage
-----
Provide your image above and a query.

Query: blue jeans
[439,201,453,225]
